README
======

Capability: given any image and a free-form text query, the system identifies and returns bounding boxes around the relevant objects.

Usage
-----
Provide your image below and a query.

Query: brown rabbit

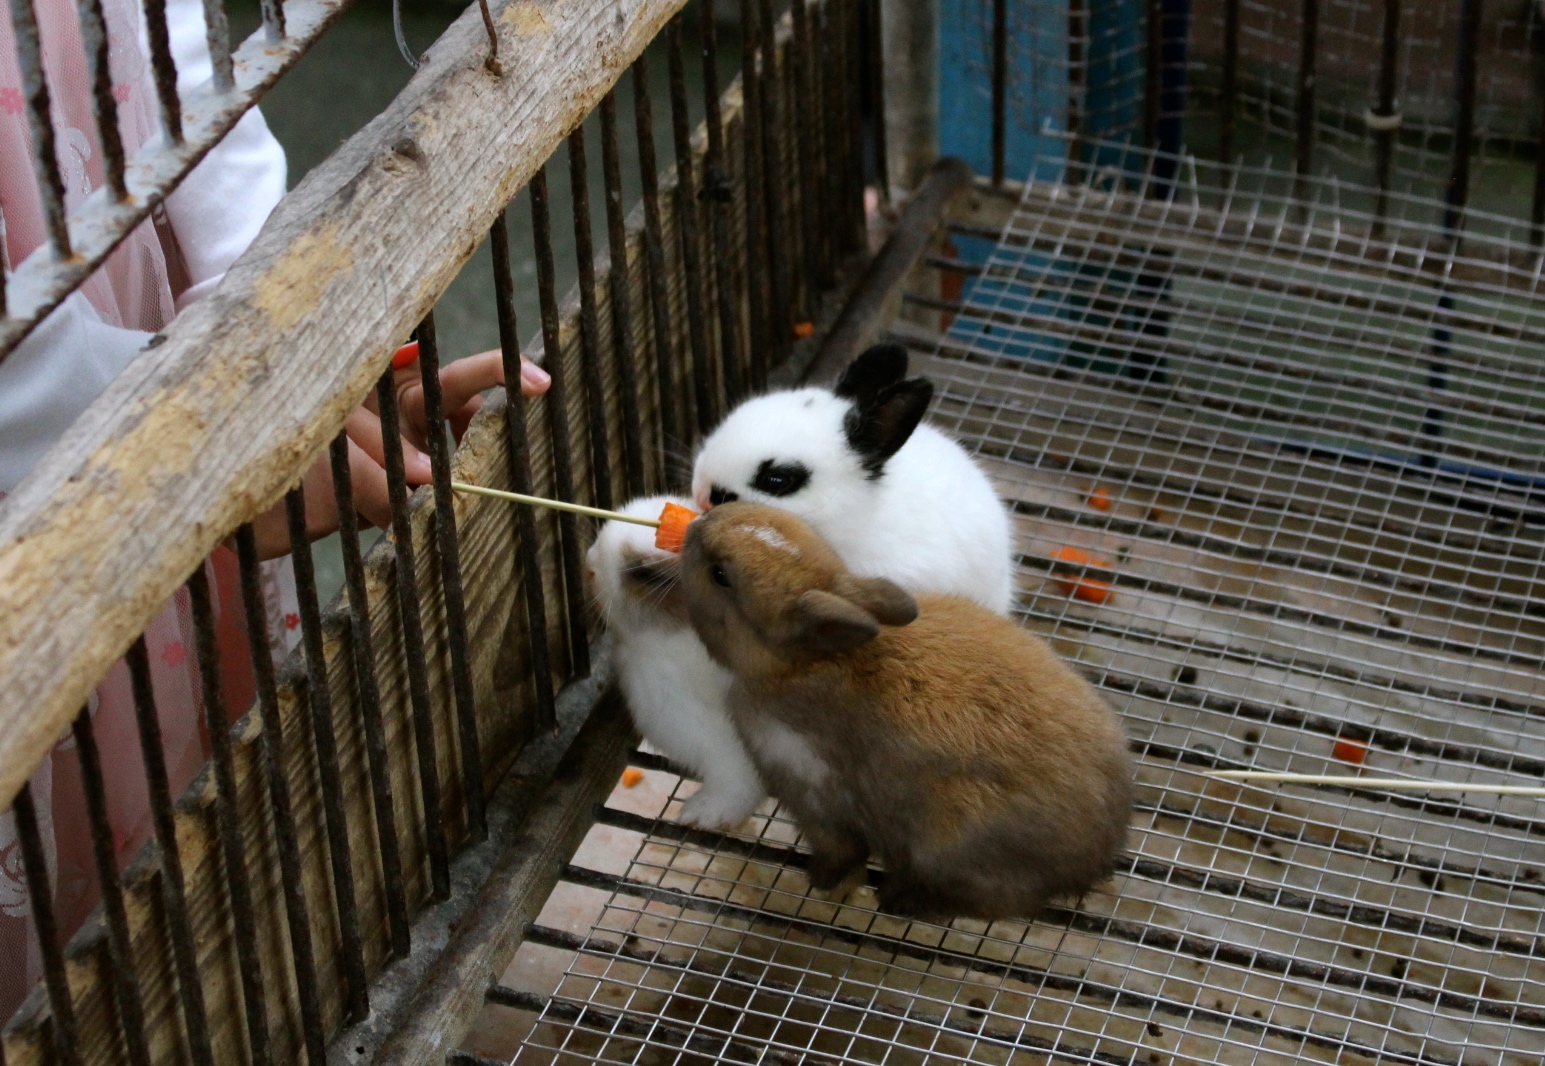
[679,501,1133,922]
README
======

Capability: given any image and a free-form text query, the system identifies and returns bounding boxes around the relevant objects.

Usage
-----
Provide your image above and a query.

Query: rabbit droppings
[586,496,766,828]
[691,344,1015,615]
[679,501,1134,922]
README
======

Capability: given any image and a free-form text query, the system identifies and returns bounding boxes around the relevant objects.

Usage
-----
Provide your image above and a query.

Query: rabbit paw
[677,783,763,830]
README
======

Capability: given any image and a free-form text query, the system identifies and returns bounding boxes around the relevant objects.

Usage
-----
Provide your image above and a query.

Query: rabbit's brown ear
[791,590,881,652]
[838,576,918,627]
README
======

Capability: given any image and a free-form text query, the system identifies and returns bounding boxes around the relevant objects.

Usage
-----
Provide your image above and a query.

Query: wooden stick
[1205,771,1545,796]
[450,482,659,528]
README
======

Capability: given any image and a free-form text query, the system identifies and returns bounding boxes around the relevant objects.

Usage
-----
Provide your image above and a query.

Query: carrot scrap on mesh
[1048,545,1116,604]
[793,321,816,339]
[1332,738,1369,765]
[1088,486,1113,511]
[621,767,645,788]
[655,502,700,553]
[392,340,420,369]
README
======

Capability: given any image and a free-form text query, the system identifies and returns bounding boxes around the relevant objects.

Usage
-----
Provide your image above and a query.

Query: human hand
[247,346,551,560]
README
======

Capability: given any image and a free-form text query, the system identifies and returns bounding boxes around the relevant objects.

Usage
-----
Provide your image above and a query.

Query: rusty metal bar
[529,168,593,678]
[630,53,683,471]
[375,368,454,895]
[262,0,286,37]
[1220,0,1239,162]
[12,782,82,1066]
[70,708,153,1066]
[699,0,747,407]
[758,0,792,369]
[282,488,370,1018]
[125,635,215,1066]
[1295,0,1318,200]
[234,526,327,1066]
[77,0,129,198]
[7,0,71,255]
[142,0,185,142]
[992,0,1007,184]
[200,0,236,90]
[599,93,649,498]
[490,213,557,733]
[1445,0,1482,232]
[328,431,412,956]
[739,0,770,390]
[414,313,487,843]
[667,16,719,433]
[186,566,272,1066]
[864,0,888,200]
[567,127,616,512]
[790,0,824,303]
[1370,0,1400,230]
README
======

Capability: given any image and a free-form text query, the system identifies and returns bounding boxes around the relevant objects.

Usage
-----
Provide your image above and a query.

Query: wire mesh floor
[501,146,1545,1066]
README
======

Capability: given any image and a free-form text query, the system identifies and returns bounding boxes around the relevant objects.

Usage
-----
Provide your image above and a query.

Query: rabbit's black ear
[843,378,933,477]
[835,344,909,400]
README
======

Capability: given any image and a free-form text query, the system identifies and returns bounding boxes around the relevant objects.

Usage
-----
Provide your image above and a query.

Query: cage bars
[328,431,413,956]
[567,128,616,514]
[700,0,748,408]
[599,92,650,499]
[7,0,70,257]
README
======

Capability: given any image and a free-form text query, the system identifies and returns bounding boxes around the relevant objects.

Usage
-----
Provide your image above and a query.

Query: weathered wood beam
[0,0,689,811]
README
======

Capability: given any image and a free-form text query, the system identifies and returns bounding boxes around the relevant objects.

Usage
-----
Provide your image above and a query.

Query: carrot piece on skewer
[654,502,700,553]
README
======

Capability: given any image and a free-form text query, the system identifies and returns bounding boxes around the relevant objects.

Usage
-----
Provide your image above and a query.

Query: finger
[436,349,507,415]
[300,457,341,542]
[345,407,434,485]
[450,394,486,443]
[347,438,396,530]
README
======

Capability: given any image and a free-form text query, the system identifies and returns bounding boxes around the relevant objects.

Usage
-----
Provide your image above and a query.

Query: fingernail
[521,362,551,390]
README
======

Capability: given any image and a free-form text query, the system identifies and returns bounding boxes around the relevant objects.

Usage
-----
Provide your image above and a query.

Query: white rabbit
[691,345,1014,614]
[586,495,766,829]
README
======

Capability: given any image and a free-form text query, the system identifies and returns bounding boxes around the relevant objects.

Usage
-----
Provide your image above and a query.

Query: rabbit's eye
[751,460,811,498]
[710,565,732,588]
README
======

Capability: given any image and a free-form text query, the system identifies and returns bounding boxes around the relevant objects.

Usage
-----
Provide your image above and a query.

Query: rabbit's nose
[707,485,739,508]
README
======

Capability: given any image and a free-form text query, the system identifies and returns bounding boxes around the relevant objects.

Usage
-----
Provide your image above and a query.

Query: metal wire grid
[505,141,1545,1066]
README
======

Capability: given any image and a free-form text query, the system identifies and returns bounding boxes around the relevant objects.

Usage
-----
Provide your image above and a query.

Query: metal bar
[629,53,683,473]
[1220,0,1239,162]
[328,431,412,956]
[699,0,747,407]
[76,0,129,198]
[599,93,649,499]
[70,708,154,1066]
[529,168,594,678]
[282,488,370,1018]
[12,782,82,1066]
[7,0,72,255]
[1534,90,1545,245]
[1294,0,1318,199]
[567,126,616,512]
[186,566,272,1066]
[800,0,835,289]
[829,0,859,252]
[374,370,454,895]
[739,0,770,391]
[476,0,501,73]
[1445,0,1482,232]
[667,16,720,433]
[142,0,185,143]
[758,0,792,370]
[490,213,558,734]
[789,0,822,305]
[1369,0,1401,231]
[414,314,488,843]
[200,0,236,90]
[845,0,867,241]
[262,0,286,37]
[992,0,1007,184]
[864,0,889,200]
[234,527,327,1066]
[125,636,215,1066]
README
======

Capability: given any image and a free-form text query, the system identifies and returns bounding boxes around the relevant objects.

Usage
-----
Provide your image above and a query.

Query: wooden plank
[0,0,692,814]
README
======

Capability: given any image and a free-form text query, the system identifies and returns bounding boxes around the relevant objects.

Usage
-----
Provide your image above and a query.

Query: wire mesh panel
[501,137,1545,1065]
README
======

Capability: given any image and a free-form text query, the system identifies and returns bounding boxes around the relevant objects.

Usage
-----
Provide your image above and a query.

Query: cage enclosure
[1,0,1543,1066]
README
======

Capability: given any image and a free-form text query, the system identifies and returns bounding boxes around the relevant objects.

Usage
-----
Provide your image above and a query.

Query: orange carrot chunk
[655,502,700,553]
[1332,739,1369,765]
[793,321,816,339]
[1088,486,1113,511]
[1048,545,1116,604]
[621,767,645,788]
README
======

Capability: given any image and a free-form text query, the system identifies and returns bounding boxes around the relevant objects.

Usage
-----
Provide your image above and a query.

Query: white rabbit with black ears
[691,344,1014,614]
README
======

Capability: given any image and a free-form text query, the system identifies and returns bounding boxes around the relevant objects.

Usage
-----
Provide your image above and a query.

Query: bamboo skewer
[451,481,659,527]
[1205,771,1545,797]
